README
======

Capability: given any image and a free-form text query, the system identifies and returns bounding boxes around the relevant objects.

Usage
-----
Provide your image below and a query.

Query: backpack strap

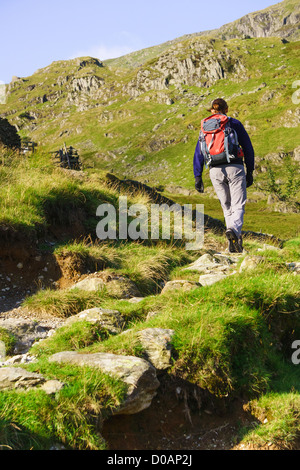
[198,130,212,168]
[223,123,231,163]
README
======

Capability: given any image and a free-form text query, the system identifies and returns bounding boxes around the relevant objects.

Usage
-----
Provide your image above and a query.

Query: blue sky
[0,0,279,84]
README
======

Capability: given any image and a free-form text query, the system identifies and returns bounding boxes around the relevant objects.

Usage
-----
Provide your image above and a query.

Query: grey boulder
[49,351,160,415]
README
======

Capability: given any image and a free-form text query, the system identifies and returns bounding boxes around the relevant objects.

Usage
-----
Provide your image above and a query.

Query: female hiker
[193,98,255,253]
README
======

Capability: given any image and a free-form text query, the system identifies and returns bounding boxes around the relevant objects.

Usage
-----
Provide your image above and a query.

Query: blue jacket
[193,116,255,177]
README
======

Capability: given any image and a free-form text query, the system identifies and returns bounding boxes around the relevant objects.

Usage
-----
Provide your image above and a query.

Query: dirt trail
[0,252,61,314]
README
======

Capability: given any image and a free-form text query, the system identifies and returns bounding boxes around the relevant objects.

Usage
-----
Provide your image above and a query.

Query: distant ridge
[105,0,300,68]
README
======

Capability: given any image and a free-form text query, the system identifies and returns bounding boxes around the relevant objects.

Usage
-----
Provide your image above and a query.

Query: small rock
[161,280,201,294]
[0,367,45,391]
[125,297,145,303]
[41,380,65,395]
[0,341,6,360]
[3,353,36,365]
[137,328,175,370]
[190,253,220,268]
[0,319,52,354]
[63,307,125,334]
[257,244,281,252]
[49,351,160,415]
[69,272,141,299]
[286,262,300,274]
[199,273,227,286]
[239,256,264,273]
[69,277,105,292]
[184,253,235,273]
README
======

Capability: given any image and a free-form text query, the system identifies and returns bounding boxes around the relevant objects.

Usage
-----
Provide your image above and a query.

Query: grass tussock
[0,361,127,450]
[241,393,300,449]
[23,288,108,318]
[0,151,117,234]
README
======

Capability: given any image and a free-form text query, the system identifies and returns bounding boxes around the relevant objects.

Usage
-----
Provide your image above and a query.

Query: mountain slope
[200,0,300,41]
[0,0,299,205]
[0,2,299,451]
[105,0,300,69]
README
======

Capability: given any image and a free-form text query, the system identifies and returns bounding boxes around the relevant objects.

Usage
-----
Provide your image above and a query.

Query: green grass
[165,192,300,240]
[0,361,127,450]
[33,261,299,396]
[0,150,117,235]
[1,32,300,449]
[240,392,300,449]
[3,37,300,194]
[23,287,109,318]
[30,321,111,357]
[2,185,300,450]
[25,251,300,449]
[24,241,197,316]
[0,149,161,239]
[0,328,16,356]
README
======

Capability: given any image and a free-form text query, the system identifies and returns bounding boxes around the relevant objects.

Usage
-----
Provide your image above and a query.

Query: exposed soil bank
[102,375,259,451]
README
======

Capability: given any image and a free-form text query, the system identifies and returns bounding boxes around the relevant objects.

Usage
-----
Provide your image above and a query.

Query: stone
[257,244,281,252]
[184,253,236,274]
[161,280,201,294]
[199,273,228,286]
[41,380,65,395]
[3,353,35,365]
[0,367,45,391]
[69,277,105,292]
[49,351,160,415]
[63,307,125,334]
[293,146,300,162]
[184,253,220,272]
[125,297,145,303]
[239,256,264,273]
[286,262,300,274]
[69,272,141,299]
[0,340,6,360]
[137,328,175,370]
[0,319,54,354]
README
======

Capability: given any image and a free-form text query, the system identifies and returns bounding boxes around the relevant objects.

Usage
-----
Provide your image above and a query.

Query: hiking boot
[225,228,241,253]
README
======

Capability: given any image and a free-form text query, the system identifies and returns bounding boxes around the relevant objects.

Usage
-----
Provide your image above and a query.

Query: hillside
[0,0,299,453]
[0,2,299,216]
[1,37,299,236]
[199,0,300,41]
[0,152,299,451]
[101,0,300,67]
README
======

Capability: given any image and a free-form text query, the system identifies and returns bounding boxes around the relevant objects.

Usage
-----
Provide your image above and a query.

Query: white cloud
[70,44,137,61]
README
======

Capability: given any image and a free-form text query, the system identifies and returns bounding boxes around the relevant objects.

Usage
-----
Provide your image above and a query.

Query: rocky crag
[0,117,21,149]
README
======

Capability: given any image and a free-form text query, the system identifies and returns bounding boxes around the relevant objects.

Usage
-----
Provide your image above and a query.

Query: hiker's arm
[193,141,205,193]
[193,141,204,177]
[235,122,255,173]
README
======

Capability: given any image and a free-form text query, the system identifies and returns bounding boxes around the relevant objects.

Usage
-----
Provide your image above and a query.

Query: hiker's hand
[195,176,204,193]
[246,172,253,188]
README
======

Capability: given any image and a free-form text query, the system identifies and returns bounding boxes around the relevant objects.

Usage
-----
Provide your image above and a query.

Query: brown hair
[208,98,228,114]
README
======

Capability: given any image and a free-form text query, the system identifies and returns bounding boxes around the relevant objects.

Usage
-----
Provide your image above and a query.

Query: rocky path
[0,246,299,450]
[0,250,241,382]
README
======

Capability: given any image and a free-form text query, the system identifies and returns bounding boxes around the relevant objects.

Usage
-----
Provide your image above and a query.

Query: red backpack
[199,114,244,167]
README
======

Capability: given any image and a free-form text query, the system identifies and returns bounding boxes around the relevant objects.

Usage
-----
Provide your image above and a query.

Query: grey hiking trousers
[209,164,247,237]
